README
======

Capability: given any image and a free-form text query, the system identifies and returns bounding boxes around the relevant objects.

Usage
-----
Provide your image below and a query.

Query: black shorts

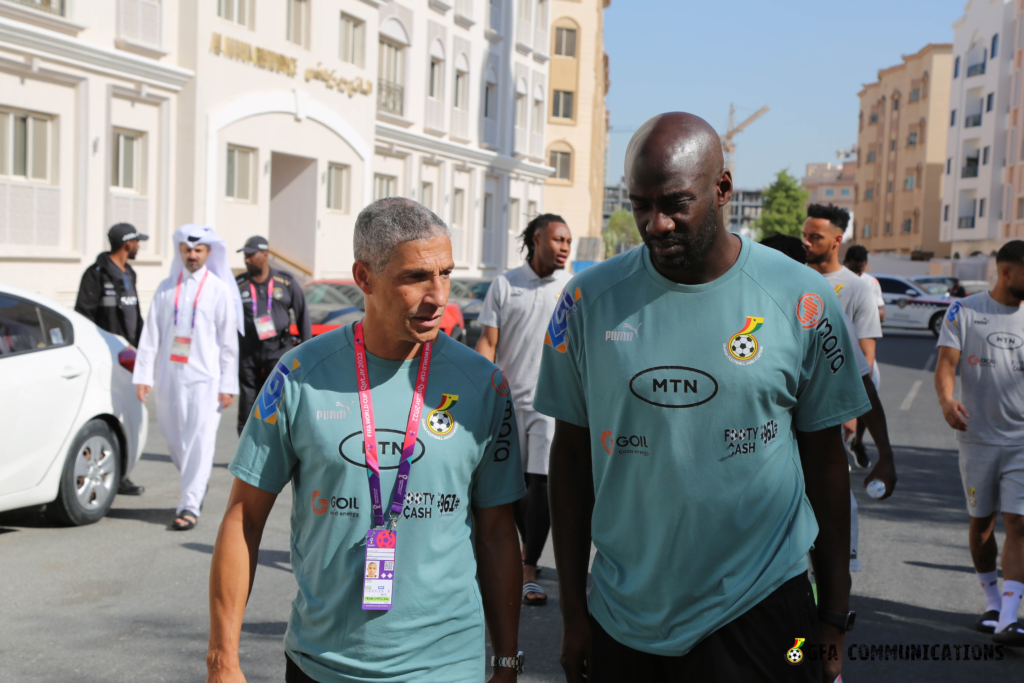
[285,654,319,683]
[589,573,824,683]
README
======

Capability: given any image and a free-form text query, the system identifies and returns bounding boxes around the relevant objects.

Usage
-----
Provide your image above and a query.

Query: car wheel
[929,312,944,338]
[47,420,121,526]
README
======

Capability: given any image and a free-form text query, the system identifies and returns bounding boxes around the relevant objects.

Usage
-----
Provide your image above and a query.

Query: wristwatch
[818,608,856,633]
[491,652,525,674]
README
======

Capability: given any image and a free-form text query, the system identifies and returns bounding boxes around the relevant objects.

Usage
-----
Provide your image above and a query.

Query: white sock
[997,580,1024,632]
[978,570,1002,612]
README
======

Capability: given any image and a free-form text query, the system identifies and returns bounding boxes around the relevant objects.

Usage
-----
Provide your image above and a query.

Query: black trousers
[512,473,550,567]
[285,654,319,682]
[589,573,823,683]
[238,353,285,435]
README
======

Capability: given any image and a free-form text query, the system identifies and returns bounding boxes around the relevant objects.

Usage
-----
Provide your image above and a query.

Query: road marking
[901,380,924,411]
[924,353,936,372]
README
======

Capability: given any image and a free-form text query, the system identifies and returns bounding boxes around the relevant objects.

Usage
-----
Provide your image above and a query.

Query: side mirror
[905,289,919,297]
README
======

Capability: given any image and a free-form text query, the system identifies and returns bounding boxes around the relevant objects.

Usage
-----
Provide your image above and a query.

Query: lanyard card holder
[255,315,277,340]
[363,529,397,610]
[170,336,192,363]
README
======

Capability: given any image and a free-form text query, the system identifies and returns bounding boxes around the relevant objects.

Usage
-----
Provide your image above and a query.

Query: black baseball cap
[109,223,149,250]
[238,235,270,255]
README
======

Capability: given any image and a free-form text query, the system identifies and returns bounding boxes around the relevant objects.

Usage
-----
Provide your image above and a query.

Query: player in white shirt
[844,245,886,465]
[476,214,573,606]
[935,240,1024,645]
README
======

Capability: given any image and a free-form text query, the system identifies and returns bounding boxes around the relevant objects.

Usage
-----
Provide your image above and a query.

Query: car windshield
[450,280,491,301]
[919,283,949,296]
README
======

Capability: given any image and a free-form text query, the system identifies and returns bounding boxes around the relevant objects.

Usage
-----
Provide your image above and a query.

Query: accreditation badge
[363,529,397,610]
[170,336,192,363]
[255,315,277,340]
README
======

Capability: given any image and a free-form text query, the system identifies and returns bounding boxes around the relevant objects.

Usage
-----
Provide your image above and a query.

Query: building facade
[541,0,607,245]
[853,43,953,258]
[602,180,627,228]
[0,0,554,307]
[727,188,762,238]
[802,161,856,213]
[999,0,1024,249]
[942,0,1015,258]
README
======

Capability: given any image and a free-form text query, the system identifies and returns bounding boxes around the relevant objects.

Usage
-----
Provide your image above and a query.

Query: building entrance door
[269,152,317,275]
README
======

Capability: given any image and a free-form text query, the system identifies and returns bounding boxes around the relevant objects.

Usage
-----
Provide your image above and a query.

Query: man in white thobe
[133,225,242,530]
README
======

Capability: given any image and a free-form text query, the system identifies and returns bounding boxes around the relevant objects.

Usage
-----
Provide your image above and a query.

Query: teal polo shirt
[534,236,869,656]
[231,324,526,682]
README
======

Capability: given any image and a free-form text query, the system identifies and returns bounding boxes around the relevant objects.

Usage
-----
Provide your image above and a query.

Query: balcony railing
[7,0,64,16]
[958,216,976,228]
[534,26,548,54]
[378,79,404,116]
[0,181,61,246]
[514,126,528,156]
[455,0,473,24]
[451,107,469,140]
[965,113,982,128]
[517,18,531,48]
[962,165,979,178]
[967,62,986,77]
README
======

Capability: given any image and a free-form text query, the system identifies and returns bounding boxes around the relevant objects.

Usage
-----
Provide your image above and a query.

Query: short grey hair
[353,197,450,272]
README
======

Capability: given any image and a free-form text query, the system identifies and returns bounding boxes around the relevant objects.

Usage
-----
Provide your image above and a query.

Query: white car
[874,274,952,337]
[0,284,147,525]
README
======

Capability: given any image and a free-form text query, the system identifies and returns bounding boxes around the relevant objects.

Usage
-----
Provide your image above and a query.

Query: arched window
[429,40,446,100]
[454,53,470,110]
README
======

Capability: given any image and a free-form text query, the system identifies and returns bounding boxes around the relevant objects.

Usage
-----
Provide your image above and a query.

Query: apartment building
[0,0,553,306]
[802,161,855,213]
[942,0,1015,258]
[541,0,607,247]
[1000,0,1024,249]
[853,43,953,257]
[728,188,762,238]
[602,180,628,228]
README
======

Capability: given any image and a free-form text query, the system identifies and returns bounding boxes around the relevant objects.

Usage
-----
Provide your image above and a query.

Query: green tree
[753,169,810,239]
[603,208,641,259]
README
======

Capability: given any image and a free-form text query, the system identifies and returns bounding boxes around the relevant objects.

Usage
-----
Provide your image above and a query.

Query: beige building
[853,43,953,258]
[1000,0,1024,249]
[802,161,855,213]
[0,0,554,308]
[542,0,607,245]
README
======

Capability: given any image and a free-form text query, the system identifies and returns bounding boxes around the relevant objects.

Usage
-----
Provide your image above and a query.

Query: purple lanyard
[249,277,274,317]
[173,271,209,332]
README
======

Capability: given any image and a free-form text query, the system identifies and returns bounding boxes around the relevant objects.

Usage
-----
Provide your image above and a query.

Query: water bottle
[866,480,886,499]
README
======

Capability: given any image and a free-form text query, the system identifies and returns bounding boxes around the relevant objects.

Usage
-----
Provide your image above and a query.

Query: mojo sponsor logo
[629,366,718,408]
[338,429,426,468]
[987,332,1024,350]
[813,317,846,374]
[492,400,515,462]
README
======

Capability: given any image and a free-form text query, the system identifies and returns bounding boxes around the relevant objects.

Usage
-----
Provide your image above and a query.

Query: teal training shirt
[230,323,526,682]
[534,236,870,656]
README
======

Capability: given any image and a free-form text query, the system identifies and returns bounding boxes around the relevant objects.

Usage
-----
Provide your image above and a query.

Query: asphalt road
[1,331,1022,682]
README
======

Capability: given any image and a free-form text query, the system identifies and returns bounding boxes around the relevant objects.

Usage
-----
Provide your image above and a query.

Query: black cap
[238,235,270,255]
[109,223,149,251]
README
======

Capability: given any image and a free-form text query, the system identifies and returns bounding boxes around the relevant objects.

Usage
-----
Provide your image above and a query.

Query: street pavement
[1,331,1022,682]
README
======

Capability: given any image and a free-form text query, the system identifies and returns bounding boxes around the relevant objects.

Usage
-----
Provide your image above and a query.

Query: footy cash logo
[797,293,824,330]
[425,394,459,438]
[545,286,582,353]
[724,316,765,365]
[254,359,301,424]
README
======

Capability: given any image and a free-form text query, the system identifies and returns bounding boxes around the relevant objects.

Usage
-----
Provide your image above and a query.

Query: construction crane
[722,104,769,175]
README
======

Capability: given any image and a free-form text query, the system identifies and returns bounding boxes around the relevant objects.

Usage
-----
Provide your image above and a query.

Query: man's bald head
[623,112,734,281]
[625,113,724,191]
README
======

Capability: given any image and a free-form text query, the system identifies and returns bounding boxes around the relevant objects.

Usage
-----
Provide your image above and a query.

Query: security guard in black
[75,223,147,347]
[235,236,312,435]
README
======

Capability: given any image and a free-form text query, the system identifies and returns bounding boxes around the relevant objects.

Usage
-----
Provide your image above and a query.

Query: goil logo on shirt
[312,490,328,515]
[254,359,301,425]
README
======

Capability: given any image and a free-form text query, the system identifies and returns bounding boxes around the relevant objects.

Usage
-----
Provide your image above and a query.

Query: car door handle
[61,366,84,379]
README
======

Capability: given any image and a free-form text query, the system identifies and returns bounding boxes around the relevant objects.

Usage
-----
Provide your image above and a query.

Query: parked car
[450,278,493,348]
[0,284,147,525]
[909,276,954,297]
[874,274,952,336]
[959,280,991,295]
[292,279,466,342]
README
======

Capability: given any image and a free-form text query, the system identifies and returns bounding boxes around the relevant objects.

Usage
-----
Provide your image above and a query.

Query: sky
[603,0,967,188]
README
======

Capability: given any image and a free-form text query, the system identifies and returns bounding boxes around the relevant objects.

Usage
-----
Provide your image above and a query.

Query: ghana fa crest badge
[724,316,765,365]
[425,394,460,439]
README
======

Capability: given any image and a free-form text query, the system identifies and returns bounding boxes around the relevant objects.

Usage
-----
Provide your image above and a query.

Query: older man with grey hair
[207,197,528,683]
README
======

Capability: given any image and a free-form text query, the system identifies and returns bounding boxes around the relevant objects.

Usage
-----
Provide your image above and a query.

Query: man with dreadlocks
[477,213,573,606]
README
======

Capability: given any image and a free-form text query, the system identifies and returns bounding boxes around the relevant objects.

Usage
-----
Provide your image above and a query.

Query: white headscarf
[171,224,244,335]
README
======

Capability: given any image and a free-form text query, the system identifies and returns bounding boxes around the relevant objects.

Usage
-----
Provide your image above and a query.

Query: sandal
[993,621,1024,647]
[976,610,1000,633]
[522,582,547,606]
[172,510,199,531]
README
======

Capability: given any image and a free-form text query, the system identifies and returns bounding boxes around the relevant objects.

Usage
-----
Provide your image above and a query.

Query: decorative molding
[485,29,503,44]
[515,41,532,56]
[0,2,85,36]
[376,122,554,179]
[428,0,452,14]
[377,110,415,128]
[454,12,475,29]
[532,51,549,64]
[114,38,169,61]
[0,17,193,90]
[205,89,374,225]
